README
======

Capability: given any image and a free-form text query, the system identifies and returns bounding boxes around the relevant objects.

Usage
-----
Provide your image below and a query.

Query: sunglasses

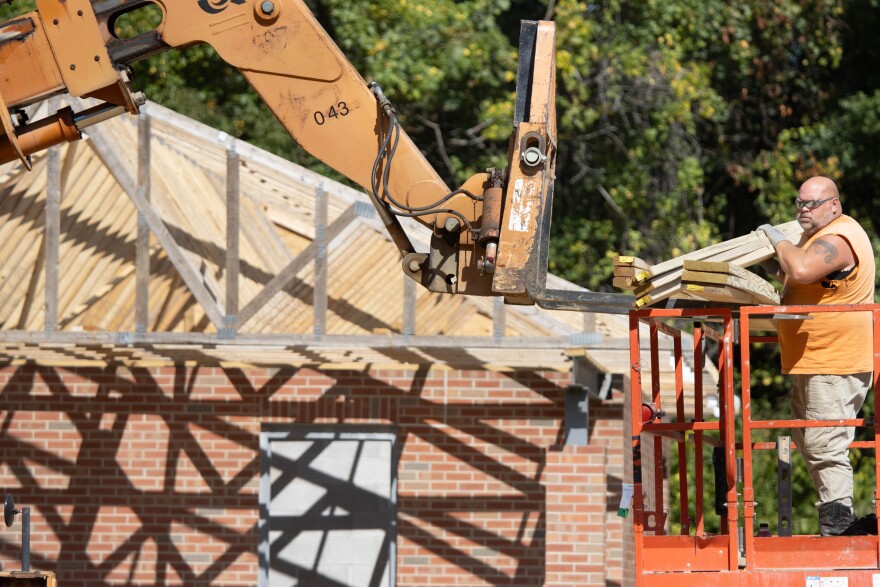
[794,196,836,210]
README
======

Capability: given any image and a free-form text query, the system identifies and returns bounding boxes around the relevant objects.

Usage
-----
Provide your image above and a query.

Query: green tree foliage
[0,0,34,18]
[549,0,725,289]
[546,0,880,290]
[2,0,878,535]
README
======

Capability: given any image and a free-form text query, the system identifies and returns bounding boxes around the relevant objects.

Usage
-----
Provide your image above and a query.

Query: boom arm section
[0,0,636,312]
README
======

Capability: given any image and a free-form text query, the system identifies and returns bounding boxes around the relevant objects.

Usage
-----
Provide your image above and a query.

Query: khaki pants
[791,372,873,508]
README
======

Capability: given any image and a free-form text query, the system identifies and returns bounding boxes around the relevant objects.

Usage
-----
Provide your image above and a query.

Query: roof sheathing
[0,101,715,405]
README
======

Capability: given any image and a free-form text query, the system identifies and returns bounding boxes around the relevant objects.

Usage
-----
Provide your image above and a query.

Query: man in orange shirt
[759,176,875,536]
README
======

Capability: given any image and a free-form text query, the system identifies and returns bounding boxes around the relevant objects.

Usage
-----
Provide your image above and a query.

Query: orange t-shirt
[778,215,876,374]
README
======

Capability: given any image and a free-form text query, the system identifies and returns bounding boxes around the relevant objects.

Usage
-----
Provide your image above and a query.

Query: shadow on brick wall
[0,362,574,586]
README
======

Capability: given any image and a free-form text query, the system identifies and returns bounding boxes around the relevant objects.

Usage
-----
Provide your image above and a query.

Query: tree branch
[418,115,455,176]
[598,184,628,220]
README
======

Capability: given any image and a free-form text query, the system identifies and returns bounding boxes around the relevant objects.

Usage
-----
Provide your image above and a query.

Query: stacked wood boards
[614,221,803,308]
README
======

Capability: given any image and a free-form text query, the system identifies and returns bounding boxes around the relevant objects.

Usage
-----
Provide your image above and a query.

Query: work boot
[818,501,855,536]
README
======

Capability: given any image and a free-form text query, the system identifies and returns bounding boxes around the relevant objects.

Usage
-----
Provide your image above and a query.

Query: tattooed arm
[775,235,855,284]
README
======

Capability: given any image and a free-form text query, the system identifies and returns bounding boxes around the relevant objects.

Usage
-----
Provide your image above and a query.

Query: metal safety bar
[738,303,880,571]
[628,308,738,582]
[628,303,880,587]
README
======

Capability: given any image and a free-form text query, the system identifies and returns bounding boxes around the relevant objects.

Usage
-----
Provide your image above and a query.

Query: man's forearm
[775,241,799,278]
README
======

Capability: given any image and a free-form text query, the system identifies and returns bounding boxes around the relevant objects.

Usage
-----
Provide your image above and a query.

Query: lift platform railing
[628,308,739,578]
[628,303,880,587]
[738,303,880,570]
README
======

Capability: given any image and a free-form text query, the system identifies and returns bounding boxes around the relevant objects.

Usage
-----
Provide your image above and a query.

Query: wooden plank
[238,185,293,268]
[143,101,363,207]
[636,268,779,308]
[58,264,136,329]
[17,236,45,329]
[633,269,778,309]
[583,309,596,335]
[632,264,679,286]
[237,203,359,328]
[30,145,84,326]
[683,283,761,305]
[226,143,240,331]
[57,172,132,325]
[64,198,129,326]
[0,166,44,287]
[632,268,683,297]
[634,221,802,282]
[0,329,621,350]
[313,184,327,336]
[613,275,638,290]
[619,221,803,306]
[614,255,650,271]
[402,274,416,336]
[630,260,772,303]
[708,244,783,268]
[614,265,649,279]
[150,266,182,331]
[643,238,747,278]
[143,101,435,247]
[86,123,227,329]
[680,269,779,305]
[45,145,60,332]
[683,259,763,277]
[12,142,65,327]
[493,295,506,340]
[634,279,693,309]
[136,112,151,333]
[80,115,216,329]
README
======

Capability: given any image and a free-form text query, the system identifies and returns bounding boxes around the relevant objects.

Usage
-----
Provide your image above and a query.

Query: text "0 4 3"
[314,102,350,125]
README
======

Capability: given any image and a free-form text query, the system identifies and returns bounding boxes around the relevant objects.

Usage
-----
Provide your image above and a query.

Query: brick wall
[0,364,629,586]
[589,395,627,587]
[544,445,608,586]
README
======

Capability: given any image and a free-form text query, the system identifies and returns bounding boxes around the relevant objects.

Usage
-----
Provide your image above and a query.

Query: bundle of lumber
[614,221,803,308]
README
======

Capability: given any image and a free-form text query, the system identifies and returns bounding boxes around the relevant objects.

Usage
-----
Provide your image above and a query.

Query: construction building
[0,103,713,586]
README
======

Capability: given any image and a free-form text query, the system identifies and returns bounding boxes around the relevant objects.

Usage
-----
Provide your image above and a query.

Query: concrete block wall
[0,364,629,586]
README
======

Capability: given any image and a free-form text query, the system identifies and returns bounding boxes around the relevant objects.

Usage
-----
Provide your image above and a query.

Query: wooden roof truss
[0,101,641,370]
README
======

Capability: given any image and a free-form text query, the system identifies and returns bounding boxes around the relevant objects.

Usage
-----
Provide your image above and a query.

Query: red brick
[0,364,627,586]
